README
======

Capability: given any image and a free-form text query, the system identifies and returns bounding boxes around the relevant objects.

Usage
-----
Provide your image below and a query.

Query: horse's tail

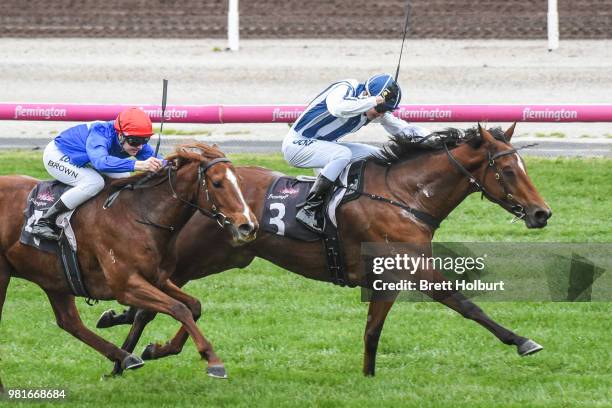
[0,255,11,322]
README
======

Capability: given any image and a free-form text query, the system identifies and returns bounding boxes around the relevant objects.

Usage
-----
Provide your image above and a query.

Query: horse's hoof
[141,343,157,361]
[122,354,145,370]
[207,364,228,379]
[109,361,124,377]
[96,309,117,329]
[102,362,124,380]
[517,339,543,356]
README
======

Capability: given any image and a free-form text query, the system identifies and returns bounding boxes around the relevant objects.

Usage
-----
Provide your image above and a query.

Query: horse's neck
[231,167,274,225]
[388,144,486,222]
[128,164,200,231]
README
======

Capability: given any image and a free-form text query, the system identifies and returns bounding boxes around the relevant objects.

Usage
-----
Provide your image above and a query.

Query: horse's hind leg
[363,297,397,376]
[96,306,137,329]
[45,291,144,371]
[111,281,195,374]
[109,309,158,376]
[0,255,12,322]
[118,274,226,378]
[420,269,542,356]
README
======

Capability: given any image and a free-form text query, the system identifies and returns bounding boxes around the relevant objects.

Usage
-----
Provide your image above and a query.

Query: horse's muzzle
[229,221,258,244]
[525,207,552,228]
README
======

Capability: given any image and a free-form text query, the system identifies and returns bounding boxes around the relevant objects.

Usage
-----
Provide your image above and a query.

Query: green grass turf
[0,151,610,407]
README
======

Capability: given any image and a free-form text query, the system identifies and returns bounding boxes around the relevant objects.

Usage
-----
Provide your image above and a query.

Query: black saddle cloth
[20,180,71,252]
[261,161,366,242]
[20,180,92,299]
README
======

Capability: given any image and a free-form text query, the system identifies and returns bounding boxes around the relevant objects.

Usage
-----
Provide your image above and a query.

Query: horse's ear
[478,123,495,144]
[504,122,517,141]
[212,143,219,149]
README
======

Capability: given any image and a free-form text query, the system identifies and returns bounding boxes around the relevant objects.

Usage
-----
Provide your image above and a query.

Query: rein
[104,157,233,231]
[342,164,441,230]
[347,186,441,229]
[444,142,537,221]
[165,157,233,228]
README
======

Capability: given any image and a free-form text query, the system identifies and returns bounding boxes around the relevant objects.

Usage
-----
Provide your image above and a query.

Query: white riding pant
[42,141,130,209]
[282,132,379,181]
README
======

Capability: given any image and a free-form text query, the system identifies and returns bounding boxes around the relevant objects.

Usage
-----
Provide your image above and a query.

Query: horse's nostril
[534,209,551,222]
[238,223,253,235]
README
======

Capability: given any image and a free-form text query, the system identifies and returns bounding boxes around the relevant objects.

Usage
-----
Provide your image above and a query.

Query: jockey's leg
[296,173,335,234]
[29,199,70,241]
[31,141,103,241]
[338,142,380,163]
[282,135,351,234]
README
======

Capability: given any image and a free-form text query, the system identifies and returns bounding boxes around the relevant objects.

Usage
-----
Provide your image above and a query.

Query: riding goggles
[124,136,150,147]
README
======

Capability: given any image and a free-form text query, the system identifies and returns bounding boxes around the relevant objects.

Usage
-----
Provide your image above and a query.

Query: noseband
[168,157,233,228]
[444,142,537,221]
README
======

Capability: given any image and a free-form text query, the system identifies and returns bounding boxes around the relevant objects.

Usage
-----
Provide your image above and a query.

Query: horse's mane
[110,142,226,188]
[371,126,509,165]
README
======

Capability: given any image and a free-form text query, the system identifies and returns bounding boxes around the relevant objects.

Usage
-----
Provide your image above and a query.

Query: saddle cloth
[261,161,366,242]
[20,180,92,298]
[20,180,78,252]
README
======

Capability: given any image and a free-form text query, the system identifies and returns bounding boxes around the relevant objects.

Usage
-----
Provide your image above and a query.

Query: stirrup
[31,224,61,241]
[296,208,325,235]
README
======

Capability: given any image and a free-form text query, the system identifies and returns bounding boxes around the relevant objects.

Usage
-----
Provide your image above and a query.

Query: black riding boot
[30,199,70,241]
[296,174,335,234]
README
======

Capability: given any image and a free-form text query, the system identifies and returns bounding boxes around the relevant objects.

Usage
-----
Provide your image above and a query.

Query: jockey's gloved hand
[381,83,399,104]
[375,83,400,113]
[135,157,164,172]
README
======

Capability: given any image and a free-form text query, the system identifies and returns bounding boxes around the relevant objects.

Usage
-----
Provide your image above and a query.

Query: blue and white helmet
[365,73,402,112]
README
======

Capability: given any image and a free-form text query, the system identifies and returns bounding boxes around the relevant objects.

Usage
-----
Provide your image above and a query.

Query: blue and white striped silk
[290,79,429,142]
[291,80,376,141]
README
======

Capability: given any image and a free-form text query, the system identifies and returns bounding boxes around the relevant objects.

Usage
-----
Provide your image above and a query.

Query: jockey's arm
[377,112,432,139]
[86,133,138,173]
[326,83,378,118]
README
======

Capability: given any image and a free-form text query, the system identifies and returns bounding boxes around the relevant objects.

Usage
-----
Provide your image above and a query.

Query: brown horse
[0,142,257,379]
[101,125,552,376]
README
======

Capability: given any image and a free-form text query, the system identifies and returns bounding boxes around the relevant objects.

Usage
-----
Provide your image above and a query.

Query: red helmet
[114,107,153,137]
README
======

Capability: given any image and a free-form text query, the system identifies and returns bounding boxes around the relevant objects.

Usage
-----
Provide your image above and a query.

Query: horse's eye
[212,181,222,188]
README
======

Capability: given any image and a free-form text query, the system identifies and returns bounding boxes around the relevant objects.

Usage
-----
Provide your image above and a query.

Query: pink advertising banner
[1,103,611,123]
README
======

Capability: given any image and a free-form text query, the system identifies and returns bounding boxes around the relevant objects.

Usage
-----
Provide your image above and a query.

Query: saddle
[20,180,92,300]
[261,161,367,286]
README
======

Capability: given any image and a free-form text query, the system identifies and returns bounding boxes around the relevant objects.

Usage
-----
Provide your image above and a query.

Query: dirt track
[1,0,611,39]
[0,38,611,142]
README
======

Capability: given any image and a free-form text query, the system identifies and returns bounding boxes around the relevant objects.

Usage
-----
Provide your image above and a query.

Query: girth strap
[58,232,96,304]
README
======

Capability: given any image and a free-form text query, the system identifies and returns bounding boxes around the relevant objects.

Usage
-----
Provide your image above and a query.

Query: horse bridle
[444,142,537,221]
[167,157,233,228]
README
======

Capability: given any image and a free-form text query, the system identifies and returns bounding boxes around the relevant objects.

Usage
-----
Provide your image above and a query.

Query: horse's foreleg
[420,269,542,356]
[141,280,198,361]
[96,306,137,329]
[363,296,397,376]
[119,274,226,378]
[45,291,144,371]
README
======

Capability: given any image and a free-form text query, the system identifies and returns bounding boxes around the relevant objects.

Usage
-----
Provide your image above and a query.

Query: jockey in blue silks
[282,73,433,234]
[31,107,164,241]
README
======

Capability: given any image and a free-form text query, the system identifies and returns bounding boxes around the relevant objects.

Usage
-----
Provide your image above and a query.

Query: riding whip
[154,79,168,157]
[394,1,411,82]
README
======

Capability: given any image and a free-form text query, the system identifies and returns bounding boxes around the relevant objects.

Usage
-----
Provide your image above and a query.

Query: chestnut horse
[0,142,257,379]
[101,125,552,376]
